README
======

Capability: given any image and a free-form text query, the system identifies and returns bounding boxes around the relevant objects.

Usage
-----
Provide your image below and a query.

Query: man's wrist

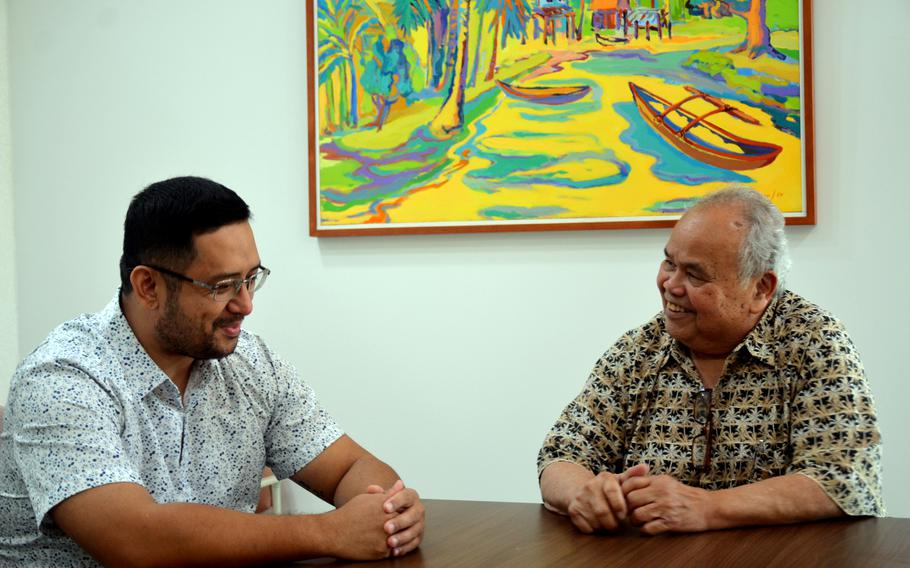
[295,511,338,559]
[698,487,726,532]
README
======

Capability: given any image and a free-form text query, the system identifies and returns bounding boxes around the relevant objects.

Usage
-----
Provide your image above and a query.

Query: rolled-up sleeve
[537,341,633,478]
[788,323,884,516]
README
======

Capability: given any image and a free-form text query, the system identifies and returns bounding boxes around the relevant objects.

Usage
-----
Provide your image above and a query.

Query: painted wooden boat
[496,79,590,105]
[628,82,782,171]
[595,32,630,46]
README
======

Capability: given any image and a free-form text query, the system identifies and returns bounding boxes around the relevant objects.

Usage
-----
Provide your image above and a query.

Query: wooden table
[304,499,910,567]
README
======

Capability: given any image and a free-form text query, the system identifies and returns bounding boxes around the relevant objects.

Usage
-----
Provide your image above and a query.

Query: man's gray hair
[691,186,791,298]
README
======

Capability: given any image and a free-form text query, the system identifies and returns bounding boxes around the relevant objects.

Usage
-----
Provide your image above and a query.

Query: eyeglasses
[691,388,714,475]
[144,264,270,302]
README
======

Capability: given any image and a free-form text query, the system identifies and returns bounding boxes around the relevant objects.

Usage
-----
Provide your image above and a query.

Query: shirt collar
[651,315,678,372]
[736,292,784,367]
[657,293,784,371]
[101,292,173,400]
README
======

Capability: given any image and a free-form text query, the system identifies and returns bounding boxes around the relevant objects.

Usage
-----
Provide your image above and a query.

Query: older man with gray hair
[538,187,882,534]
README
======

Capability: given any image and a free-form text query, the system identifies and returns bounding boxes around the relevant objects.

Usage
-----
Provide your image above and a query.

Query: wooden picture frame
[308,0,814,236]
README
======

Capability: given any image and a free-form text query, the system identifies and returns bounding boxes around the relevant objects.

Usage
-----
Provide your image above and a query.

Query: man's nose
[662,269,685,295]
[228,284,254,315]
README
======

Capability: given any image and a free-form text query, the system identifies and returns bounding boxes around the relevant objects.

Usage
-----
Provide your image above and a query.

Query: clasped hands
[566,464,710,535]
[367,479,424,556]
[332,479,424,559]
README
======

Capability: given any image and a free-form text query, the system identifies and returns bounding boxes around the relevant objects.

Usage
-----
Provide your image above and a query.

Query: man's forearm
[57,495,340,567]
[704,473,843,530]
[539,461,595,515]
[333,455,401,505]
[124,503,340,567]
[53,481,395,567]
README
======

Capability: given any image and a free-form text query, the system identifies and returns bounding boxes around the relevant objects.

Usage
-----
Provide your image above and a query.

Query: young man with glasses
[538,187,882,535]
[0,176,424,565]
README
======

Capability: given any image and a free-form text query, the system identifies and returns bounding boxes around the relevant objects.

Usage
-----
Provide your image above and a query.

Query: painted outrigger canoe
[496,79,591,105]
[628,82,782,171]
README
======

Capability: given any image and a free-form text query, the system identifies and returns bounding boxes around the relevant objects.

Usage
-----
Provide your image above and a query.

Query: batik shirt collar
[660,294,782,372]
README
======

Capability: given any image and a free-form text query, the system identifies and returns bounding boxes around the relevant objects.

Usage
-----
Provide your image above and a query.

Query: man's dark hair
[119,176,251,294]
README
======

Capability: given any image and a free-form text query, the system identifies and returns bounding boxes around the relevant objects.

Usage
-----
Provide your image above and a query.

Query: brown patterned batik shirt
[538,290,883,516]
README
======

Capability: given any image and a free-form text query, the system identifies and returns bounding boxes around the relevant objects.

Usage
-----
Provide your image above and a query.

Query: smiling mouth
[666,301,691,314]
[216,317,244,337]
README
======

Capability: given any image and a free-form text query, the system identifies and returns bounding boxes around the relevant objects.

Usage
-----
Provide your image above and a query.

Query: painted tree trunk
[339,64,350,129]
[468,11,485,87]
[432,8,449,89]
[575,0,586,40]
[371,94,395,131]
[430,0,471,137]
[427,16,436,89]
[323,74,336,134]
[485,15,500,82]
[438,0,461,91]
[731,0,785,60]
[346,54,360,127]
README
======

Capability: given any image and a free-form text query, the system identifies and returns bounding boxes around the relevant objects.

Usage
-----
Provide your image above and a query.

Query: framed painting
[308,0,814,236]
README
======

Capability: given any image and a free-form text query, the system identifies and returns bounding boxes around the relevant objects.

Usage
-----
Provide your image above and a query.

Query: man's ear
[129,266,164,310]
[750,271,778,314]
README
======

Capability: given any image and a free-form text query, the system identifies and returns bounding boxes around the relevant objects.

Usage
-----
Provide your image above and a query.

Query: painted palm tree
[480,0,532,81]
[317,0,384,130]
[430,0,472,137]
[393,0,448,89]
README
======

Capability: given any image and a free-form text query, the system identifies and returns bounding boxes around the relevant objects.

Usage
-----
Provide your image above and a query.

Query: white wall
[7,0,910,516]
[0,0,18,406]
